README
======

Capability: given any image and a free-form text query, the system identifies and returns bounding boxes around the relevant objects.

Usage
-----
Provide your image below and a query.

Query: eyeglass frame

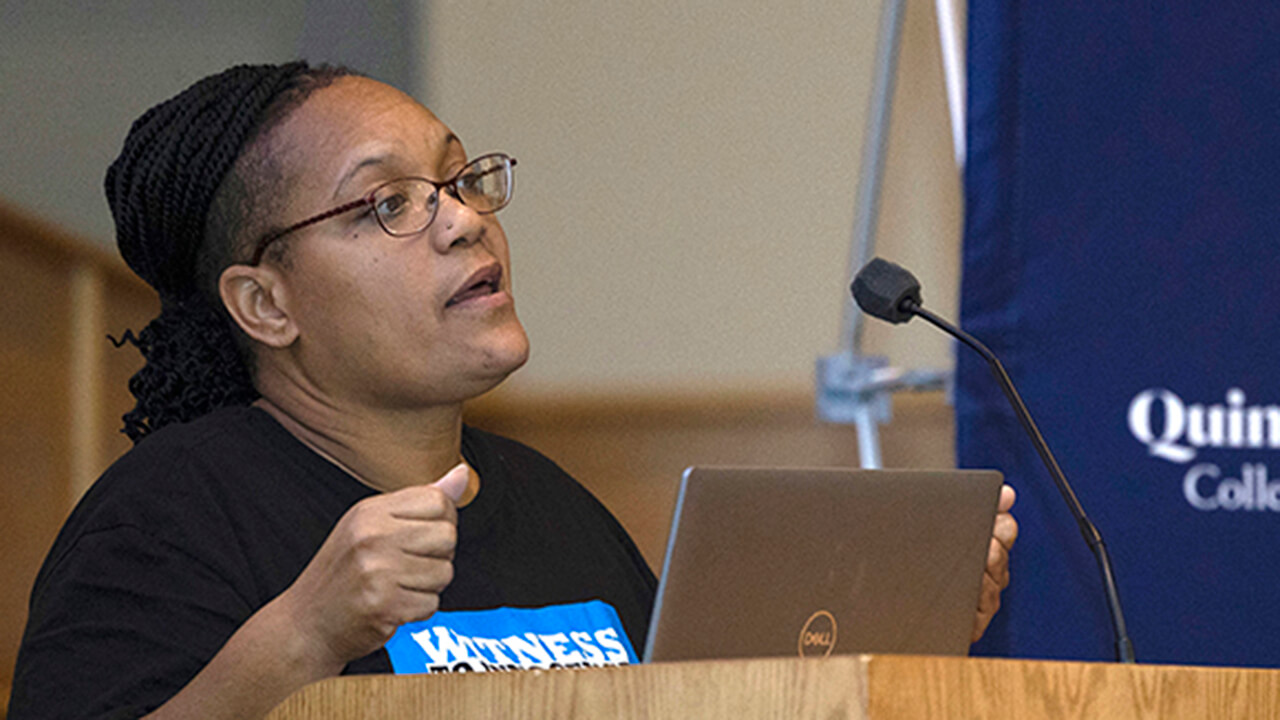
[245,152,517,266]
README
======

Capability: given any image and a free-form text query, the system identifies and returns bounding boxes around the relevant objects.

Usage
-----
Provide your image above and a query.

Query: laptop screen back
[642,466,1003,662]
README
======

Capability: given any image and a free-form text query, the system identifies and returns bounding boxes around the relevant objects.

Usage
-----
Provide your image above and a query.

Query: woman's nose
[431,189,485,251]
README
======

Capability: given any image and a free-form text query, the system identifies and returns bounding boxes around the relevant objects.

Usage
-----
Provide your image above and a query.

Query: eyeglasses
[247,152,517,265]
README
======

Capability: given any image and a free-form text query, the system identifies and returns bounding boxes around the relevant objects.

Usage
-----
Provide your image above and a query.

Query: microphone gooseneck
[851,258,1136,664]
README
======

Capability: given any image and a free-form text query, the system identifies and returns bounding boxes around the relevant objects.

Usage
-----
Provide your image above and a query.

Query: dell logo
[798,610,838,658]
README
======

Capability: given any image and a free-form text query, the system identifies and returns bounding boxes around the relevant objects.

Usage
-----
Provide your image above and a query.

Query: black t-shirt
[8,407,656,720]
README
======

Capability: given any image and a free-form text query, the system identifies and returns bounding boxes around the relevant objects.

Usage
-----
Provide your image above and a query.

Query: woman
[9,62,1015,719]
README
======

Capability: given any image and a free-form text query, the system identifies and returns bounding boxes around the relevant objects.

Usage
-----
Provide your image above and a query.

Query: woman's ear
[218,264,299,349]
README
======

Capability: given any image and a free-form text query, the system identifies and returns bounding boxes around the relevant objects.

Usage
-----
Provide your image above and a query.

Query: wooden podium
[265,654,1280,719]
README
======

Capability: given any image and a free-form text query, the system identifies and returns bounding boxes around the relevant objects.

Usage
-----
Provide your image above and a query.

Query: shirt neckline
[239,405,505,535]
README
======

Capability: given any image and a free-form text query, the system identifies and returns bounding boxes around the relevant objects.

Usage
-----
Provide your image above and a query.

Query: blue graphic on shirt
[384,600,638,674]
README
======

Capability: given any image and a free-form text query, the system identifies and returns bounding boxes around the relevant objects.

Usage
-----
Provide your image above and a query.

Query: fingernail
[431,463,469,503]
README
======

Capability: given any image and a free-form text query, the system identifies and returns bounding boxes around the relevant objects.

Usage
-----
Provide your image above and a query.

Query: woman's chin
[472,326,531,386]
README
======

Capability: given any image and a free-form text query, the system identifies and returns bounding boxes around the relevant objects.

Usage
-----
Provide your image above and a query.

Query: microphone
[852,257,1136,664]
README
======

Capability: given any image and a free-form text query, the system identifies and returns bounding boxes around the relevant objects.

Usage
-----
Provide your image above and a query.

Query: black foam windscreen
[851,257,922,324]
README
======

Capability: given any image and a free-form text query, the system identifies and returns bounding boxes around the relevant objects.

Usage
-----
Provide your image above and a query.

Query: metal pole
[854,404,883,469]
[934,0,967,169]
[840,0,907,356]
[818,0,955,470]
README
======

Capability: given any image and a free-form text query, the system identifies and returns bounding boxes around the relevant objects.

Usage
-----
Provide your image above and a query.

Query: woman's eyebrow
[333,154,390,200]
[332,134,462,199]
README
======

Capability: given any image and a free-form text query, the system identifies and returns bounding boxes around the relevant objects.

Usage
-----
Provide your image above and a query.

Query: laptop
[642,466,1003,662]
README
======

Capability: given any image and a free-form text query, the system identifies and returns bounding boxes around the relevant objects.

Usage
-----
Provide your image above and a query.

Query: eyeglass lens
[371,154,514,236]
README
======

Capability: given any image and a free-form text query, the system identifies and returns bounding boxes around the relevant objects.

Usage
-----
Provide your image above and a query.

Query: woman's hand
[972,484,1019,643]
[276,463,469,668]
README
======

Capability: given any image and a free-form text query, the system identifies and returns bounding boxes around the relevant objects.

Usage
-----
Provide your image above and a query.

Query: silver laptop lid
[643,466,1003,663]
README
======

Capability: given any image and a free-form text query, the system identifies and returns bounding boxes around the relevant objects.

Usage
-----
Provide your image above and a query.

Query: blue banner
[961,1,1280,666]
[384,600,637,674]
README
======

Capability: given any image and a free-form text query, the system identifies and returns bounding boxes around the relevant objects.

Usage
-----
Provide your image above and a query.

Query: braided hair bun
[107,63,308,299]
[106,62,348,442]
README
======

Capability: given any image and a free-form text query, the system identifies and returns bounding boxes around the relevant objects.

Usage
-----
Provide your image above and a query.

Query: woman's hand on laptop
[972,484,1018,643]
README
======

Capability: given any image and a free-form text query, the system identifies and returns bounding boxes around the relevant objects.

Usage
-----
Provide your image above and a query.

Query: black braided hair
[105,62,353,443]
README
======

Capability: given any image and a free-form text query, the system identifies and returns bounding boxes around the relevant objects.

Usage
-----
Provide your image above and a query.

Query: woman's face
[256,76,530,409]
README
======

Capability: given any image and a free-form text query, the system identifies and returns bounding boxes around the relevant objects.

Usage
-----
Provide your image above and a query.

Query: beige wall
[421,0,962,397]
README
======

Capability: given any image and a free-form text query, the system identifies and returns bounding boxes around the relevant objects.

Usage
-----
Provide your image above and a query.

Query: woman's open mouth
[446,264,505,308]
